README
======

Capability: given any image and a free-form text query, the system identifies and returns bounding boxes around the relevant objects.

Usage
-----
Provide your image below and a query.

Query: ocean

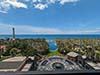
[0,34,100,39]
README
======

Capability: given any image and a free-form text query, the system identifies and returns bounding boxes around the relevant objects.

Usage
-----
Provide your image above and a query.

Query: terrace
[0,57,28,72]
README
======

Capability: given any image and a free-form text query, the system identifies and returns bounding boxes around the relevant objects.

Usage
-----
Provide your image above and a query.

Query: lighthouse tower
[12,27,16,40]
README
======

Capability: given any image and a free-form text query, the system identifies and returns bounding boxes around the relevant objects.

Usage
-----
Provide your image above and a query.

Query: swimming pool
[47,40,58,52]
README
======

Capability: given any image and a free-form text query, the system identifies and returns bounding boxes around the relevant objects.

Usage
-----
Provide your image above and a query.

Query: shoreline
[1,35,100,39]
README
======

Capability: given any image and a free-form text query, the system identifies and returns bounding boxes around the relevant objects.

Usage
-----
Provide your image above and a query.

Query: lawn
[95,50,100,55]
[0,56,11,61]
[48,50,62,57]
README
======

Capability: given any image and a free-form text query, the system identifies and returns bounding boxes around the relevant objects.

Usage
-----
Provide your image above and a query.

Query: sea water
[0,34,100,39]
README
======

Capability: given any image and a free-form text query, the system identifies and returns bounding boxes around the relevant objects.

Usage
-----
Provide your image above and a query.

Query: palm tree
[95,51,100,62]
[10,48,18,57]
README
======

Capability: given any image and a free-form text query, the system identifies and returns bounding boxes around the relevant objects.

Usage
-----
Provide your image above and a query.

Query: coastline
[1,34,100,39]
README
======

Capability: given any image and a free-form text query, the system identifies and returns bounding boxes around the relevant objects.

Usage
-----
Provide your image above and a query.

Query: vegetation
[47,50,62,57]
[56,39,100,62]
[0,56,11,61]
[1,38,100,63]
[0,38,49,60]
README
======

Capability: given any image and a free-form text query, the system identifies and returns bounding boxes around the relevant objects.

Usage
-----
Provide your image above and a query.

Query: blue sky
[0,0,100,34]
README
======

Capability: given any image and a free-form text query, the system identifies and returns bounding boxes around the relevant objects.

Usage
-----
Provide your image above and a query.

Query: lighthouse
[12,27,16,40]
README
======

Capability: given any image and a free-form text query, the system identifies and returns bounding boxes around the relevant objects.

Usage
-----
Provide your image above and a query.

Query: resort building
[67,52,80,62]
[21,57,34,72]
[0,55,96,72]
[0,45,6,54]
[37,56,82,71]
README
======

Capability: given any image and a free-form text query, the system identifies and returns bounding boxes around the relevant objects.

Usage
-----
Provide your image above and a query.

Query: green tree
[10,48,18,57]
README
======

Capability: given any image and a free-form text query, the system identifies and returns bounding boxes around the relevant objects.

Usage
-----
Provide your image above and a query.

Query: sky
[0,0,100,34]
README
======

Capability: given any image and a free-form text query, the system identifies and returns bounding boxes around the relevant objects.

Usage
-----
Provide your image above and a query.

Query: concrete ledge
[0,70,100,75]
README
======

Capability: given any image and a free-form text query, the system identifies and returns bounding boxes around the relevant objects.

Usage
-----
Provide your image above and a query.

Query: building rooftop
[2,56,26,62]
[37,56,82,71]
[82,55,87,59]
[0,61,22,69]
[86,61,100,70]
[21,57,34,72]
[67,52,79,58]
[0,57,27,72]
[21,62,33,72]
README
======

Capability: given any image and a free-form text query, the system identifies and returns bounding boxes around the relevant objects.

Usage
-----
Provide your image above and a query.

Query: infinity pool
[47,40,58,52]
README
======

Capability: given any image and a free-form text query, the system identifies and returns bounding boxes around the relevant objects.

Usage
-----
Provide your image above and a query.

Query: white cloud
[81,29,100,34]
[0,0,27,13]
[32,0,79,9]
[34,3,48,10]
[0,0,10,13]
[0,23,63,34]
[63,29,100,34]
[0,0,79,13]
[5,0,27,8]
[47,0,56,4]
[32,0,79,4]
[0,23,100,34]
[32,27,62,34]
[0,10,7,13]
[59,0,79,5]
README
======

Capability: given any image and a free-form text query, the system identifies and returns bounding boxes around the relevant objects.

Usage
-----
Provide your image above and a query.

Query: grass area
[0,56,11,61]
[16,53,23,56]
[95,50,100,55]
[48,50,62,57]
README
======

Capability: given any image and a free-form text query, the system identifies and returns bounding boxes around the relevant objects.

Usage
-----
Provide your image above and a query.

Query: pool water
[48,40,58,52]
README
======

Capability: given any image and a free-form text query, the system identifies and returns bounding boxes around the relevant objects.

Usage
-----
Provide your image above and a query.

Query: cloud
[59,0,79,5]
[0,10,8,13]
[0,23,63,34]
[34,3,48,10]
[0,23,100,34]
[32,0,79,9]
[0,0,10,13]
[0,0,27,13]
[81,29,100,34]
[0,0,79,13]
[32,27,62,34]
[6,0,27,8]
[63,29,100,34]
[32,0,79,4]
